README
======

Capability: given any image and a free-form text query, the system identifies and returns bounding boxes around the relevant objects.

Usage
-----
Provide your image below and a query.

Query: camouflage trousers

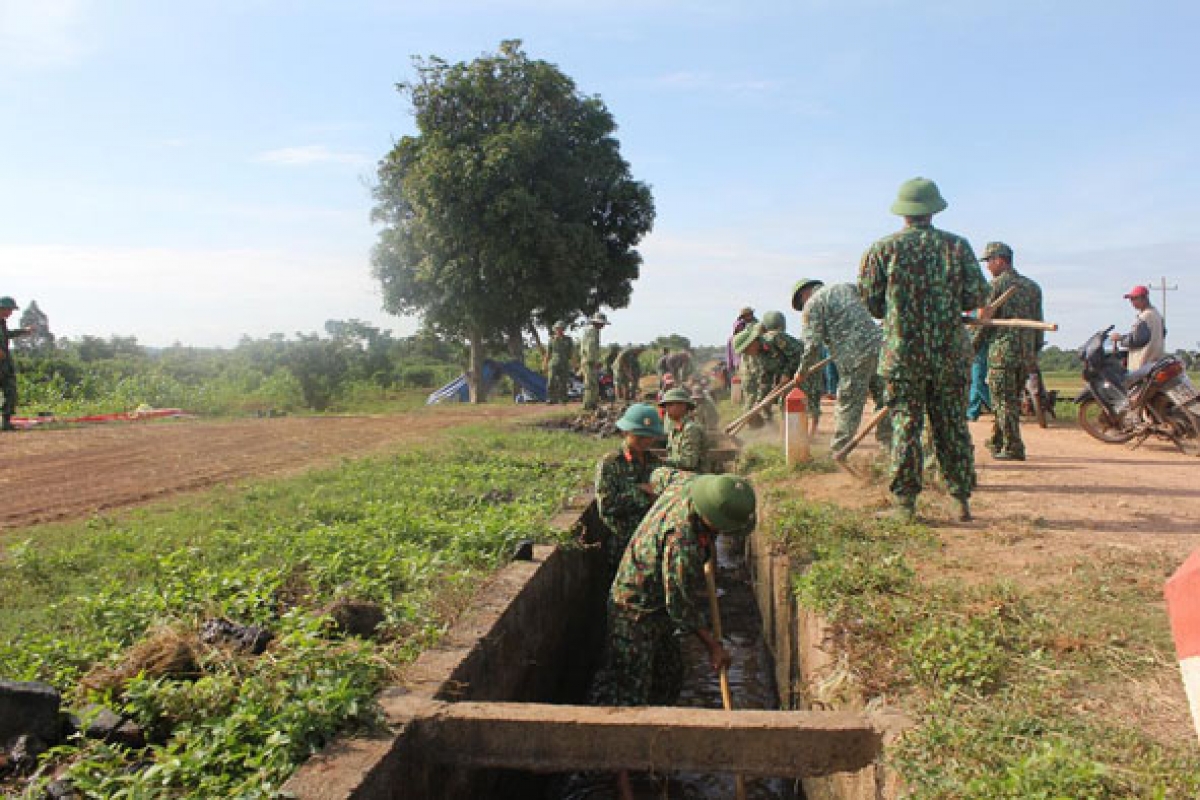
[1,371,16,417]
[887,374,974,502]
[987,362,1026,458]
[582,361,601,410]
[546,363,570,404]
[589,609,684,707]
[829,357,889,455]
[617,371,640,403]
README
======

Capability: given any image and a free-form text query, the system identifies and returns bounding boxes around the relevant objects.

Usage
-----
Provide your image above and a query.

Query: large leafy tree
[371,40,655,401]
[15,300,55,354]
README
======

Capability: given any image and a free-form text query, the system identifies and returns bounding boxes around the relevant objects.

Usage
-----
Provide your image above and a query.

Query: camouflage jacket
[799,283,882,372]
[858,221,988,381]
[610,477,710,636]
[664,416,707,472]
[0,320,28,377]
[595,444,661,543]
[977,268,1044,369]
[580,326,602,365]
[547,334,573,368]
[614,347,643,379]
[760,330,803,387]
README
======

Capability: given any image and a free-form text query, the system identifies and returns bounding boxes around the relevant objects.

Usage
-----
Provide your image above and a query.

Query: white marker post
[730,374,743,405]
[784,387,810,465]
[1165,548,1200,744]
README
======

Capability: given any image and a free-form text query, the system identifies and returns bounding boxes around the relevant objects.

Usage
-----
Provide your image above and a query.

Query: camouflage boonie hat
[890,177,948,216]
[790,279,824,311]
[658,387,696,407]
[732,322,764,354]
[552,321,566,331]
[615,403,664,437]
[689,475,757,535]
[761,310,786,332]
[979,242,1013,262]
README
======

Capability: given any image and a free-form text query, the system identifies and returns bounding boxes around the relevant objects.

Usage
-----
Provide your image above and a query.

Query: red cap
[1124,285,1150,299]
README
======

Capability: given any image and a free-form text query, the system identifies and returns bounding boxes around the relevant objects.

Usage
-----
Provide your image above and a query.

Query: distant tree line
[10,303,475,415]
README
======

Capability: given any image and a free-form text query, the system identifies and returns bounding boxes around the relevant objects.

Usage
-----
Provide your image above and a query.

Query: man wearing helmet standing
[0,297,31,431]
[580,313,609,410]
[1110,285,1166,370]
[545,322,574,404]
[859,178,988,522]
[975,242,1044,461]
[791,279,891,456]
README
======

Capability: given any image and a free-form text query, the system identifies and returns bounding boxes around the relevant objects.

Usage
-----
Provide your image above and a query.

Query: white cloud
[255,145,371,167]
[0,0,93,69]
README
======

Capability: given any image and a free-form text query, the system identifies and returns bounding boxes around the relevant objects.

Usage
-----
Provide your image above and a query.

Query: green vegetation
[0,425,611,798]
[13,321,466,417]
[758,487,1200,798]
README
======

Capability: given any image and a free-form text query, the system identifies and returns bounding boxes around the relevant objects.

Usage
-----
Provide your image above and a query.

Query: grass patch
[0,424,612,798]
[760,492,1200,798]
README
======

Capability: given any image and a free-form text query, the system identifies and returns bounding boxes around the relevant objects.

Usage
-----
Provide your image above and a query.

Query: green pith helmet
[889,177,948,216]
[761,310,786,332]
[689,474,757,534]
[658,387,696,407]
[733,322,763,354]
[979,241,1014,262]
[616,403,665,437]
[0,297,17,310]
[790,279,824,311]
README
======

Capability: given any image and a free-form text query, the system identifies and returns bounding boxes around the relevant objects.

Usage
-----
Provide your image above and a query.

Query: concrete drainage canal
[284,494,903,800]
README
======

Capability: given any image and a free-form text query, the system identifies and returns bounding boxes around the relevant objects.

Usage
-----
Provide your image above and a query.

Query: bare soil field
[0,405,547,531]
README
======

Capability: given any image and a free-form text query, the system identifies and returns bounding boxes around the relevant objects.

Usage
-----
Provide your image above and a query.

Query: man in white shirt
[1110,285,1166,370]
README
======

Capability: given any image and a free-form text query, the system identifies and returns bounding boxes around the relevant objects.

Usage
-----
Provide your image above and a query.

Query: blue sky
[2,1,1198,354]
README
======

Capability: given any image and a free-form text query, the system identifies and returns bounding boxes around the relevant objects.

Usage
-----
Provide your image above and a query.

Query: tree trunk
[506,323,525,362]
[468,327,489,404]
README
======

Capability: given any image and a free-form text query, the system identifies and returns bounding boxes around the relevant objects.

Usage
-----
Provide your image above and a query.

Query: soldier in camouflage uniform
[760,310,822,433]
[614,345,645,403]
[594,403,664,578]
[792,279,891,455]
[732,323,768,421]
[975,242,1044,461]
[0,297,31,431]
[590,473,756,800]
[579,313,609,410]
[658,387,708,472]
[544,322,574,404]
[858,177,988,522]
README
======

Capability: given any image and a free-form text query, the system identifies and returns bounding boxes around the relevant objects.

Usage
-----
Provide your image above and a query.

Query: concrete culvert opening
[284,477,901,800]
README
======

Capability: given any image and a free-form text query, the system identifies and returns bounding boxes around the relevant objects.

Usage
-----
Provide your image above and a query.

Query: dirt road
[0,406,546,531]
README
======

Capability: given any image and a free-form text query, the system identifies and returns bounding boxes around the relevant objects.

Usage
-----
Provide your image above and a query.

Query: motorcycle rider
[1110,285,1166,371]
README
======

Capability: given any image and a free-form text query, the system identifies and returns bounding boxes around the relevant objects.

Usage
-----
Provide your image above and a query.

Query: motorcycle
[1074,326,1200,455]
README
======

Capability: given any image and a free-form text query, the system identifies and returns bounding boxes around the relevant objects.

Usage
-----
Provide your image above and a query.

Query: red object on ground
[1166,549,1200,661]
[12,408,190,428]
[785,388,807,413]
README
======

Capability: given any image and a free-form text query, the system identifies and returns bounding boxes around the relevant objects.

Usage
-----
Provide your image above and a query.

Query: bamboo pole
[704,557,747,800]
[832,406,889,463]
[724,356,831,436]
[964,318,1058,332]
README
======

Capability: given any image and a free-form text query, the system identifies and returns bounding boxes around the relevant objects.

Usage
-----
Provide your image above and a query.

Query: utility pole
[1148,276,1178,319]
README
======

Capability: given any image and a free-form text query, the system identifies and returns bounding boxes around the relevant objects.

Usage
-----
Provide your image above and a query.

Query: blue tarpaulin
[426,359,548,405]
